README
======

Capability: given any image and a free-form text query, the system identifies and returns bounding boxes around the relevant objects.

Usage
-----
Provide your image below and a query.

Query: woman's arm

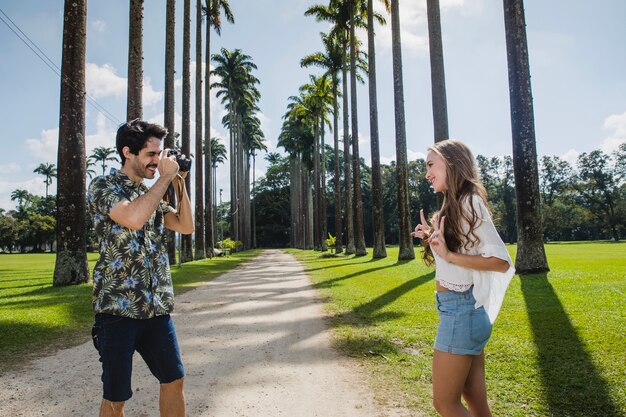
[444,251,510,273]
[429,214,511,273]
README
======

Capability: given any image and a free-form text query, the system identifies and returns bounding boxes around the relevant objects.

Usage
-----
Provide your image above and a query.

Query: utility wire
[0,8,123,126]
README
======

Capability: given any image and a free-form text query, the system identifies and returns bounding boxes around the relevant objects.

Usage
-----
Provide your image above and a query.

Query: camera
[167,149,192,172]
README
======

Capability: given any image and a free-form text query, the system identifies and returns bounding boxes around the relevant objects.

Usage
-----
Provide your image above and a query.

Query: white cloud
[91,19,107,33]
[373,0,467,54]
[86,113,118,168]
[0,177,46,211]
[561,149,579,166]
[0,163,21,175]
[86,63,163,109]
[142,77,163,108]
[25,128,59,163]
[86,63,126,99]
[601,111,626,154]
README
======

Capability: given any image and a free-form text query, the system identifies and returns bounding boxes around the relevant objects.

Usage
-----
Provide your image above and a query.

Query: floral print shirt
[88,169,175,319]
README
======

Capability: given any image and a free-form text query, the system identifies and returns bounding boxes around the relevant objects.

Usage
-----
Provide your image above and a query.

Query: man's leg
[137,315,186,416]
[99,400,126,417]
[94,314,137,416]
[159,378,186,417]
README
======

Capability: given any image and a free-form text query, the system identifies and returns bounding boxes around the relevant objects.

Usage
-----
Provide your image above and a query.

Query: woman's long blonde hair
[422,139,489,266]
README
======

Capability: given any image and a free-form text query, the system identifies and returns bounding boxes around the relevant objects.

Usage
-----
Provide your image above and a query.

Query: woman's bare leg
[462,351,492,417]
[432,350,473,417]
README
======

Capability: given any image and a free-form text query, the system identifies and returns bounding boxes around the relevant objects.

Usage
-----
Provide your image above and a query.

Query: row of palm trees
[278,0,549,273]
[53,0,259,285]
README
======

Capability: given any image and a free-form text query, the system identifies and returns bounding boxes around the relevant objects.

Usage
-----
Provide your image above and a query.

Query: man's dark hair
[116,119,168,165]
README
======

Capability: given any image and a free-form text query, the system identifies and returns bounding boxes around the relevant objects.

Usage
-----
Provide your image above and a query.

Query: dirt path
[0,250,412,416]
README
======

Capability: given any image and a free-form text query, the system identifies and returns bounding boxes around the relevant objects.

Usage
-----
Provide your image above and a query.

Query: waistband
[435,286,474,303]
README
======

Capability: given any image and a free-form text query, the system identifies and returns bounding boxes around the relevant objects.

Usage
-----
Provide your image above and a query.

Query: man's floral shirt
[88,169,175,319]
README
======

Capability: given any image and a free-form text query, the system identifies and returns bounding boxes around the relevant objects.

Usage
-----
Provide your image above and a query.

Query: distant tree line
[251,143,625,248]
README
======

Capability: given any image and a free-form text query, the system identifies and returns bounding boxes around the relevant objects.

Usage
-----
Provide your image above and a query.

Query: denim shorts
[434,287,492,355]
[92,313,185,402]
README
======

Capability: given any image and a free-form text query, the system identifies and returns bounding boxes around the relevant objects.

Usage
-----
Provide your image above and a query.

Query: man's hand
[158,149,180,182]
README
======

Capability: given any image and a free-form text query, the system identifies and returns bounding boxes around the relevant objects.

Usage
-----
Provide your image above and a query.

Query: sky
[0,0,625,211]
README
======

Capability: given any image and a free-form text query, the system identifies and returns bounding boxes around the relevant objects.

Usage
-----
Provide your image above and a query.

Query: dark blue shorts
[434,288,492,355]
[92,313,185,402]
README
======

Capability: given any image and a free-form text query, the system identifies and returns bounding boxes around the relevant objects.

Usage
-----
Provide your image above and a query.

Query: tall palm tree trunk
[426,0,449,142]
[503,0,549,274]
[391,0,415,261]
[181,0,193,262]
[54,0,89,286]
[349,9,367,257]
[194,0,205,259]
[229,105,237,241]
[290,157,299,247]
[367,0,386,258]
[332,79,343,254]
[164,0,177,263]
[342,39,355,254]
[320,116,328,251]
[252,153,257,248]
[313,118,321,250]
[204,13,214,258]
[127,0,143,120]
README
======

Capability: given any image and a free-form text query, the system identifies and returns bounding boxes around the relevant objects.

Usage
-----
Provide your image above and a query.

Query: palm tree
[90,146,117,176]
[211,47,260,248]
[347,0,369,257]
[300,76,333,251]
[127,0,143,120]
[301,31,344,254]
[248,131,268,248]
[426,0,449,142]
[208,136,227,244]
[164,0,176,149]
[194,0,205,260]
[33,163,57,198]
[279,97,315,249]
[366,0,390,258]
[54,0,89,285]
[305,1,355,254]
[86,157,97,179]
[390,0,414,261]
[503,0,549,273]
[10,189,30,209]
[181,0,193,262]
[164,0,177,263]
[204,0,234,256]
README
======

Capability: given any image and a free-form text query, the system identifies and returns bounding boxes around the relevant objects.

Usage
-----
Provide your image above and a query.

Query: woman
[412,139,514,417]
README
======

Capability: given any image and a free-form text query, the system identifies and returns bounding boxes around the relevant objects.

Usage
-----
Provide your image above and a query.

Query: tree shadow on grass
[329,271,434,357]
[521,273,621,417]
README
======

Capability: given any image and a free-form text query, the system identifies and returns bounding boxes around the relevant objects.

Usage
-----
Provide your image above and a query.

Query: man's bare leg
[159,377,186,417]
[99,400,125,417]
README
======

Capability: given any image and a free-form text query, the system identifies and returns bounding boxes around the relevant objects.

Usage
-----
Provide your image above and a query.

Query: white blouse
[433,194,515,323]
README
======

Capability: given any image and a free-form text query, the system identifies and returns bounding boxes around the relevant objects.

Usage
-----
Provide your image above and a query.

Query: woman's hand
[411,209,433,241]
[429,214,451,260]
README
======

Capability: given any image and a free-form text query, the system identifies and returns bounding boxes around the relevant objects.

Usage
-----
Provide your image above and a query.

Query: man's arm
[109,156,179,230]
[164,175,194,234]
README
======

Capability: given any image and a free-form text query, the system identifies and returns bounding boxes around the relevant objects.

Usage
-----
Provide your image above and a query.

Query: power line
[0,7,123,126]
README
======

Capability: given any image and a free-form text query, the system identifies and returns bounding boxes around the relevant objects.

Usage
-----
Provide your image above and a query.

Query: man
[88,119,194,417]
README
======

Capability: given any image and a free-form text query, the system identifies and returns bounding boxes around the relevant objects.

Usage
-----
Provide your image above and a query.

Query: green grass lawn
[287,242,626,417]
[0,250,260,372]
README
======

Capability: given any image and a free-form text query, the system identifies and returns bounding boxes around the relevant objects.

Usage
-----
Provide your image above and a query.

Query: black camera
[167,149,192,172]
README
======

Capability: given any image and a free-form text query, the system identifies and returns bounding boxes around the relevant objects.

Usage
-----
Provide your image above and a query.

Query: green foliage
[0,250,261,372]
[288,242,626,416]
[325,233,336,253]
[217,237,243,252]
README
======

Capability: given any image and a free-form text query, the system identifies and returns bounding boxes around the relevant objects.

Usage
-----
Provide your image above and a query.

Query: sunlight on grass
[0,250,261,371]
[288,242,626,417]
